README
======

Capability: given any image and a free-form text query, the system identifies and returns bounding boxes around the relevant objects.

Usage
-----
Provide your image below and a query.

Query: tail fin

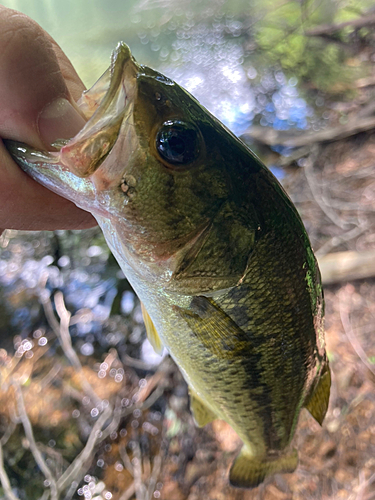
[229,446,298,489]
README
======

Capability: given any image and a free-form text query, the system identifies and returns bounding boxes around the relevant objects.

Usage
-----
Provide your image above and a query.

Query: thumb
[0,6,86,149]
[0,7,96,231]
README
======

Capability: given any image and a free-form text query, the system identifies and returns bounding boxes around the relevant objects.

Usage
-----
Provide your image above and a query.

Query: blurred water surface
[3,0,314,137]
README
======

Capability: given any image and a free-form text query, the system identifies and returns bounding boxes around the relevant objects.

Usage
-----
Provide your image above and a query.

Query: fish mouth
[59,42,140,178]
[5,42,139,213]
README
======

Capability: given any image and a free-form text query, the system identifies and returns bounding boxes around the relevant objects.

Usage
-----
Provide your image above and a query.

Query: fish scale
[6,42,330,489]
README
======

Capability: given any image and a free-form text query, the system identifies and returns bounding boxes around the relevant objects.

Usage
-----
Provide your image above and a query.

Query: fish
[5,42,331,489]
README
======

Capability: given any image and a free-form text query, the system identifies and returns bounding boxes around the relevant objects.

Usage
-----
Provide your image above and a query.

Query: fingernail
[38,97,86,147]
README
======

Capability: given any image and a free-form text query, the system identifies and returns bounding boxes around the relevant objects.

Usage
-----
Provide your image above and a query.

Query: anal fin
[141,302,163,355]
[189,388,216,427]
[304,362,331,425]
[229,446,298,489]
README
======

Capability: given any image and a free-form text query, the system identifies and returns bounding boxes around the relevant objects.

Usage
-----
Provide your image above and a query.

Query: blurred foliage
[253,0,375,93]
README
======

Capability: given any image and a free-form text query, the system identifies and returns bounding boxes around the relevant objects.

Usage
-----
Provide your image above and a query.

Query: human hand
[0,6,96,234]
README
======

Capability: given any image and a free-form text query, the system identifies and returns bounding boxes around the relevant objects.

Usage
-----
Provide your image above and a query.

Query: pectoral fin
[229,446,298,489]
[173,296,252,359]
[304,362,331,425]
[189,388,216,427]
[141,302,163,355]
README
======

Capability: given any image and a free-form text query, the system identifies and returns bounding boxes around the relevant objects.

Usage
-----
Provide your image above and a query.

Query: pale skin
[0,5,96,235]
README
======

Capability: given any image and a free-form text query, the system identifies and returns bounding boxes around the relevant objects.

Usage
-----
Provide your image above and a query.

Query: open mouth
[5,43,139,215]
[6,43,138,176]
[57,42,139,178]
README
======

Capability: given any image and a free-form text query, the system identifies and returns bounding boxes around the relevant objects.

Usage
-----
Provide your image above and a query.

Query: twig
[357,472,375,500]
[318,249,375,284]
[53,291,102,408]
[339,295,375,377]
[123,354,159,371]
[316,224,369,256]
[40,363,62,390]
[305,14,375,37]
[38,444,69,478]
[241,114,375,149]
[304,147,350,230]
[56,405,112,492]
[95,400,123,443]
[62,480,81,500]
[138,386,165,412]
[119,439,163,500]
[118,483,136,500]
[0,440,20,500]
[0,420,16,447]
[132,440,146,500]
[146,454,162,500]
[119,444,134,476]
[13,383,58,500]
[38,491,50,500]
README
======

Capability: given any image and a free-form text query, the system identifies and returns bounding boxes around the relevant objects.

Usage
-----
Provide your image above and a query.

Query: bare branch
[339,296,375,377]
[96,400,123,443]
[132,440,146,500]
[123,354,159,371]
[57,406,112,492]
[304,147,350,230]
[0,440,20,500]
[119,444,134,476]
[53,292,102,408]
[356,471,375,500]
[305,14,375,37]
[0,420,16,447]
[146,454,162,500]
[138,386,165,412]
[39,491,50,500]
[13,383,58,500]
[315,224,369,257]
[39,363,62,390]
[118,483,136,500]
[318,248,375,284]
[241,114,375,149]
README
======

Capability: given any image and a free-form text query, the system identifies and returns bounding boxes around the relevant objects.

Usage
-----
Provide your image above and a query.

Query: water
[2,0,314,137]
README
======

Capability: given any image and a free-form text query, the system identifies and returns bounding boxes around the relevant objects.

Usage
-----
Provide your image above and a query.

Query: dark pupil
[156,121,200,165]
[168,136,185,156]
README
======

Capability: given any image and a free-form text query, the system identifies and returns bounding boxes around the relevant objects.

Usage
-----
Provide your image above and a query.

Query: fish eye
[155,120,201,166]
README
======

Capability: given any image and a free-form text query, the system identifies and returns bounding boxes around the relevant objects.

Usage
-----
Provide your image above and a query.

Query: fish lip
[56,42,139,178]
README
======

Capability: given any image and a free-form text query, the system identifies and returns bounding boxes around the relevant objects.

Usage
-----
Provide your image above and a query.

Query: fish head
[7,43,261,288]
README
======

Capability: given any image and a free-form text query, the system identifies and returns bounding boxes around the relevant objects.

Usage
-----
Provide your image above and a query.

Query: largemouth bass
[6,43,330,489]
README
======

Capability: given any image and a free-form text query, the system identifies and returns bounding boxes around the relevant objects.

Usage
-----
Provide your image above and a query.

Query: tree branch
[305,14,375,37]
[56,406,112,492]
[339,294,375,377]
[0,440,20,500]
[241,115,375,149]
[13,383,58,500]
